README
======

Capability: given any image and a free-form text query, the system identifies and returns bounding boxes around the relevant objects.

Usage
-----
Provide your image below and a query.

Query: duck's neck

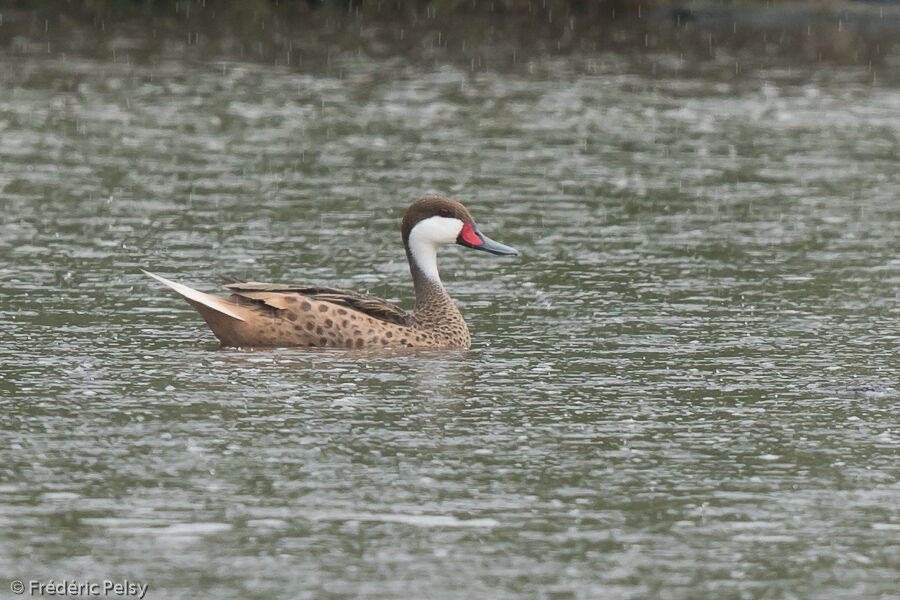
[404,244,465,325]
[406,244,450,309]
[403,239,471,347]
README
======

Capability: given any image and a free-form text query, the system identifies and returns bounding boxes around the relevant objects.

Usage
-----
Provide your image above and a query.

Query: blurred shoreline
[0,0,898,81]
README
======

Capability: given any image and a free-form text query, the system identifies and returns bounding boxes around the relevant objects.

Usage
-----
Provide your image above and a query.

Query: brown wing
[226,282,410,326]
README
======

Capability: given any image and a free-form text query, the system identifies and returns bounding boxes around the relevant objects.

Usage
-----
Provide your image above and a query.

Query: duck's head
[402,197,518,256]
[401,197,518,285]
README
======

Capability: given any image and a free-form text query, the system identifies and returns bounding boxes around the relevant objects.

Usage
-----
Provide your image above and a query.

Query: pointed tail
[143,270,247,322]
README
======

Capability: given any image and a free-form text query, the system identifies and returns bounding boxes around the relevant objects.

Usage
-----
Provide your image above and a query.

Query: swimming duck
[145,197,518,349]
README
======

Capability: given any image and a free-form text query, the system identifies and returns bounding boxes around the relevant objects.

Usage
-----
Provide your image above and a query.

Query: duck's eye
[438,208,451,217]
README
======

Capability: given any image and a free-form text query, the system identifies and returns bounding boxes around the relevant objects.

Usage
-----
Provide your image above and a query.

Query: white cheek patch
[408,216,464,285]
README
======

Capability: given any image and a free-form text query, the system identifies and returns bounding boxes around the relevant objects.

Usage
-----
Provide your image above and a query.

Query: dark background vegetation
[1,0,898,77]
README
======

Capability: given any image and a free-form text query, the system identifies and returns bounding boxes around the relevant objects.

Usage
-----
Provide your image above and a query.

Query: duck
[144,197,518,349]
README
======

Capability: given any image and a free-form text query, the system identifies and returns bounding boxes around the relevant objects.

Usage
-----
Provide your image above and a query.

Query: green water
[1,22,898,600]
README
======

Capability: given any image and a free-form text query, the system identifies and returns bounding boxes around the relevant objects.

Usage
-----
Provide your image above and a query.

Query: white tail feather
[143,270,246,321]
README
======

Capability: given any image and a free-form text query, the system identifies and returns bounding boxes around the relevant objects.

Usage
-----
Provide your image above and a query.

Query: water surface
[1,23,898,600]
